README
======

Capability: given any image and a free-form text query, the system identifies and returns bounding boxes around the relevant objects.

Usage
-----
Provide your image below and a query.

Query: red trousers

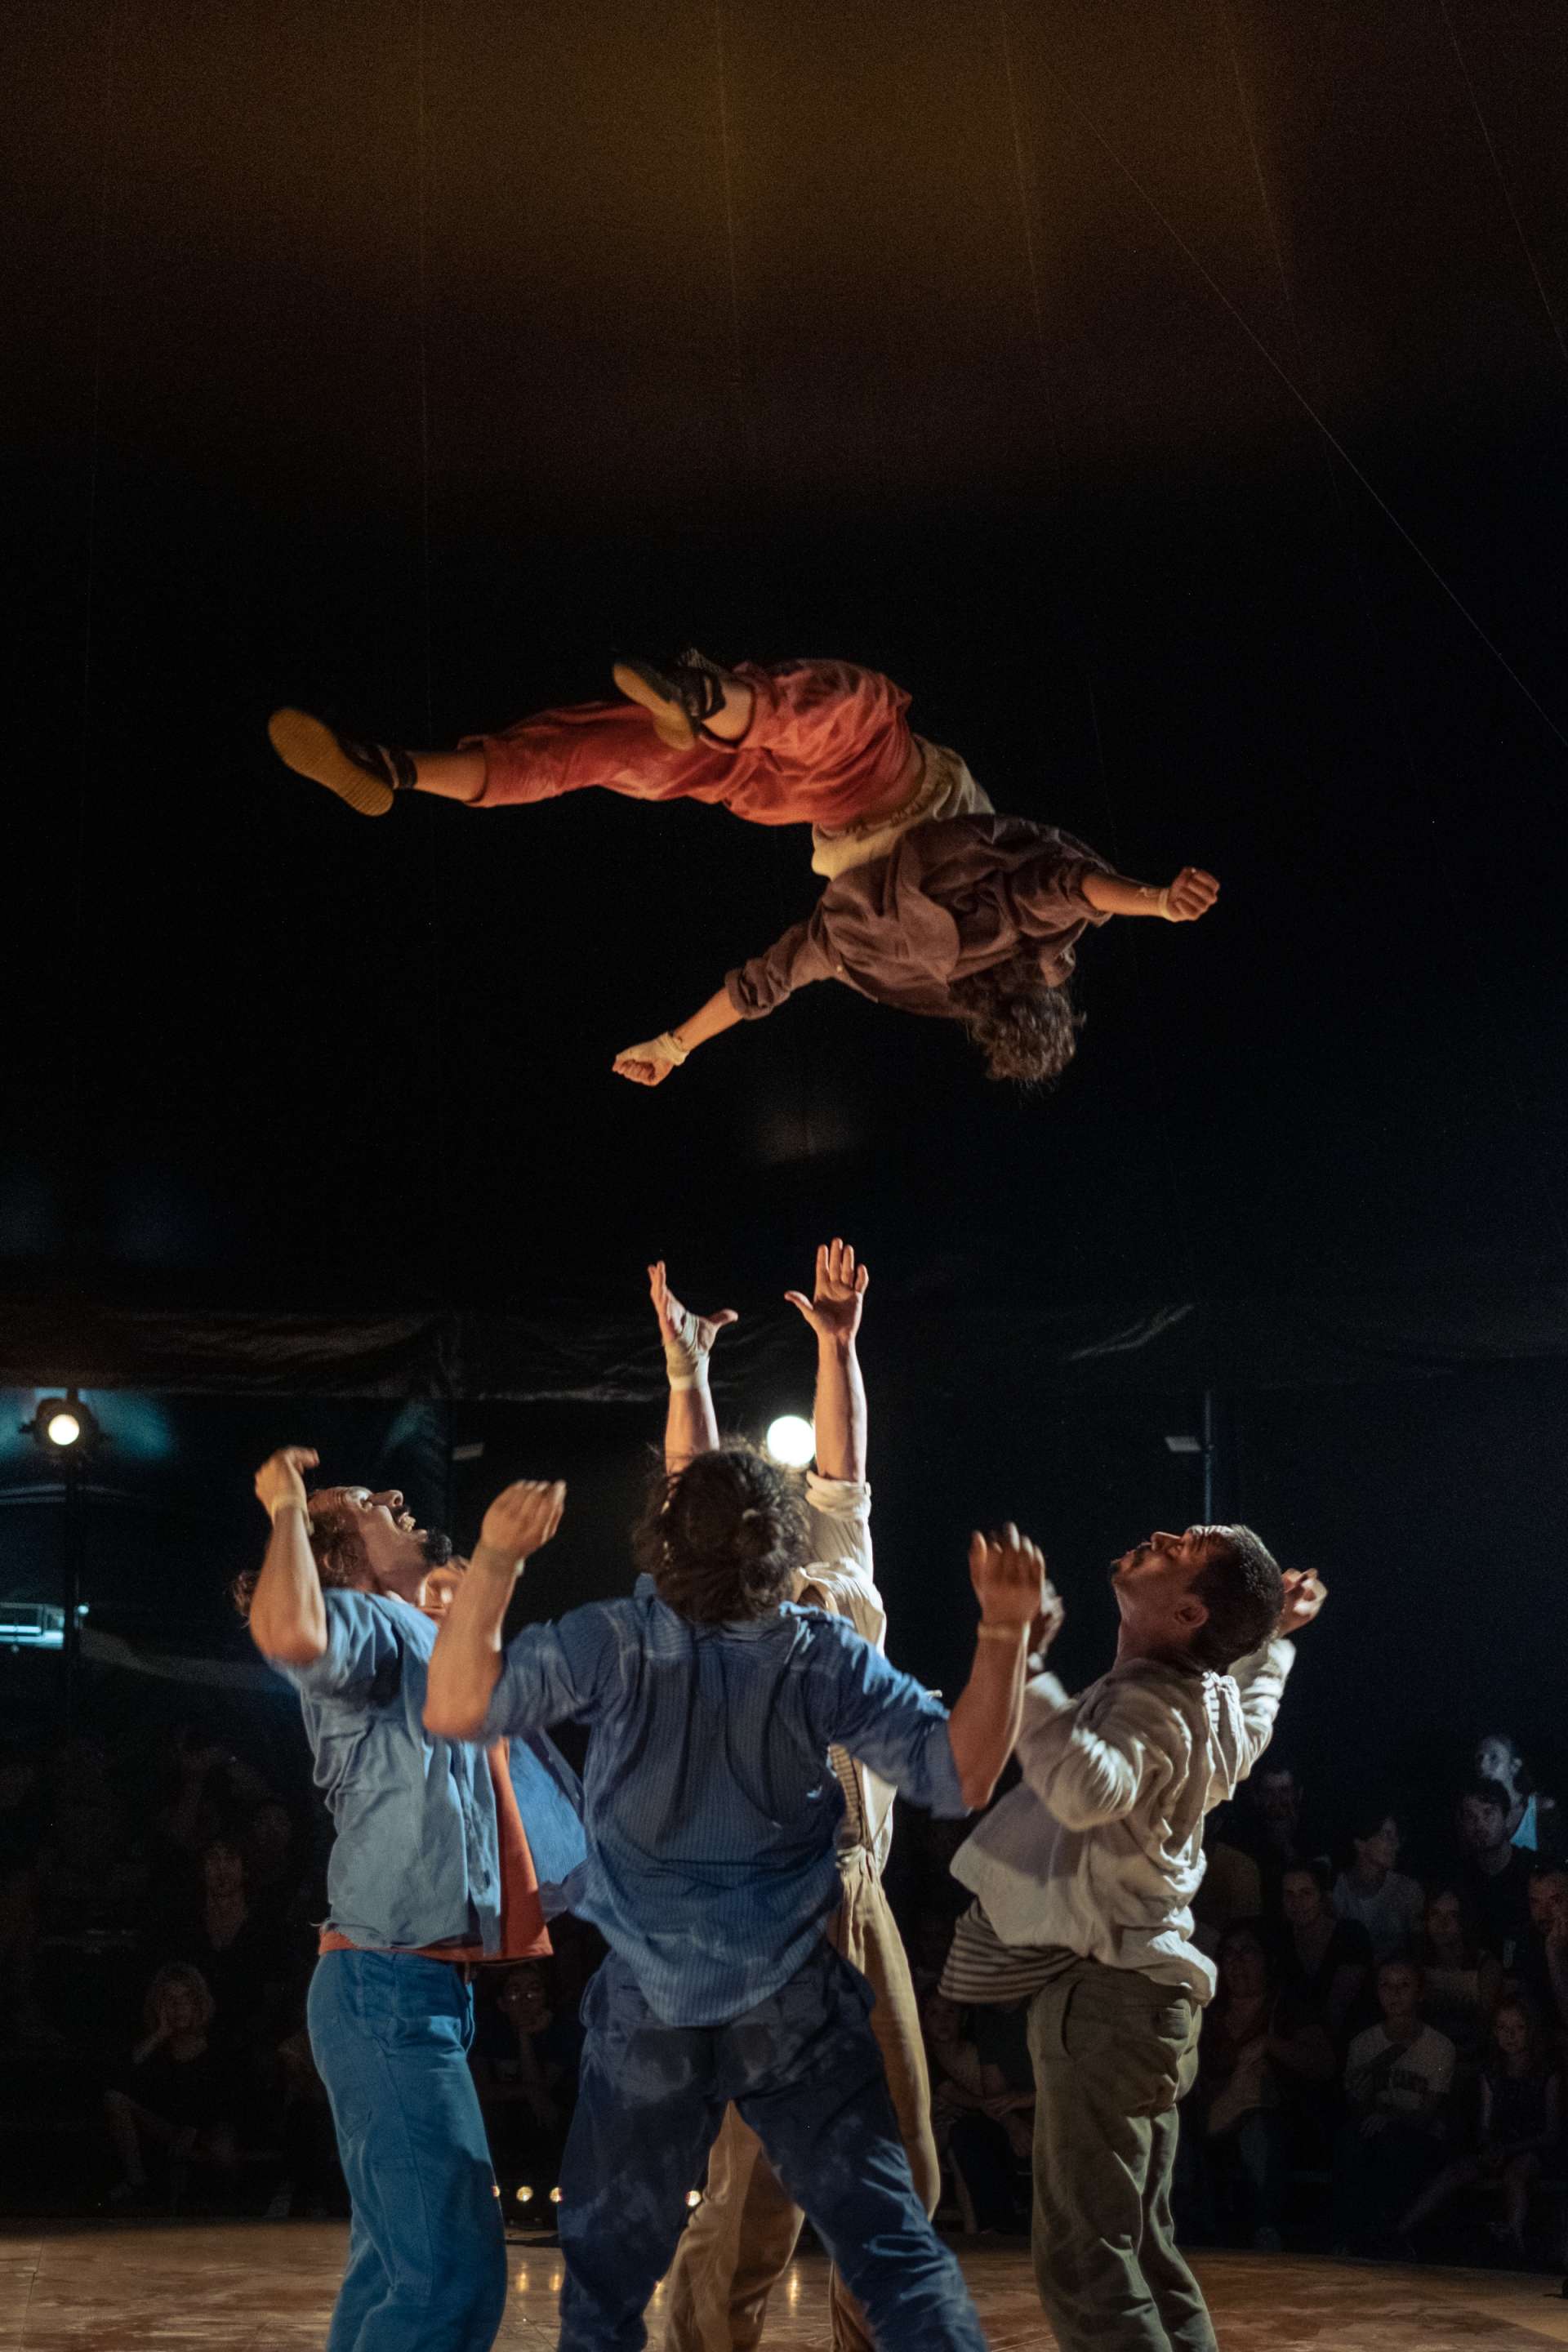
[467,660,915,831]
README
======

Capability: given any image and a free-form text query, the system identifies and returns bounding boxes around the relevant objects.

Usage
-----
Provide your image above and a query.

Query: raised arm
[945,1527,1050,1808]
[648,1259,735,1470]
[248,1447,327,1666]
[786,1237,868,1484]
[612,987,745,1088]
[425,1480,565,1740]
[1080,866,1219,922]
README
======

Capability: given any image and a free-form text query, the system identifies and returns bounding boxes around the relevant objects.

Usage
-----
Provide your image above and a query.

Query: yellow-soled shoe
[267,708,401,816]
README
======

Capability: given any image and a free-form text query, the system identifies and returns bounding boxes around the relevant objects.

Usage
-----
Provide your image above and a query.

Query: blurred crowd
[2,1708,1564,2272]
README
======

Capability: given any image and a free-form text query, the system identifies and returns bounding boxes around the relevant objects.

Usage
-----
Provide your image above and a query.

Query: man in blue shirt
[245,1446,586,2352]
[425,1459,1046,2352]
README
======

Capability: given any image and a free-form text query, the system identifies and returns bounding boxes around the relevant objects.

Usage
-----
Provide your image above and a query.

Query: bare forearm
[674,987,746,1058]
[425,1549,515,1738]
[947,1627,1029,1807]
[249,1506,327,1665]
[1080,871,1170,918]
[812,1334,866,1482]
[664,1370,720,1471]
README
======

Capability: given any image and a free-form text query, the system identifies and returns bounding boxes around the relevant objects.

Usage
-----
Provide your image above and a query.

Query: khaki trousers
[662,1852,937,2352]
[1027,1958,1215,2352]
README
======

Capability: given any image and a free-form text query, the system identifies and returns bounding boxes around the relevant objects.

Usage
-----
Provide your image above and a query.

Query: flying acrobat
[269,653,1217,1085]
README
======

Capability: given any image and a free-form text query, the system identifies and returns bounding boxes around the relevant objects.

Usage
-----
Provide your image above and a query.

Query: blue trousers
[558,1943,986,2352]
[307,1950,508,2352]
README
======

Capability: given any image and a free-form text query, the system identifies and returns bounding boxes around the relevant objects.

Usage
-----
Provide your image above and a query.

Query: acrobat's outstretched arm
[1080,866,1219,921]
[612,987,744,1089]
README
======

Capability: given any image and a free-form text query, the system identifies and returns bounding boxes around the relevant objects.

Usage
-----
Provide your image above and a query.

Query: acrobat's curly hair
[949,971,1083,1087]
[633,1444,808,1626]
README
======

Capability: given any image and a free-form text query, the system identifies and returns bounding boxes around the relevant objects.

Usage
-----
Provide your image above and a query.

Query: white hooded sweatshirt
[951,1637,1294,2002]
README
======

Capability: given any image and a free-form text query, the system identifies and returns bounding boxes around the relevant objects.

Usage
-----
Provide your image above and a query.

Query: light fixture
[764,1414,815,1469]
[549,2186,563,2206]
[1163,1433,1200,1456]
[23,1388,100,1460]
[515,2185,534,2203]
[685,2189,703,2209]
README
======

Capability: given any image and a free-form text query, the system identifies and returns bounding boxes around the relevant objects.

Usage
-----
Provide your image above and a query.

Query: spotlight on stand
[764,1414,815,1470]
[23,1388,100,1461]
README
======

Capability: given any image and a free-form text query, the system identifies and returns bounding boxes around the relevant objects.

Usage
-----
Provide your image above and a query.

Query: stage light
[22,1388,100,1460]
[686,2189,703,2209]
[1164,1433,1200,1456]
[764,1414,815,1469]
[549,2187,563,2205]
[515,2185,534,2203]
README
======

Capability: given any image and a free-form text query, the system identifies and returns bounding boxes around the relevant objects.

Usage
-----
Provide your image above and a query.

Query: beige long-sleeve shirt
[792,1472,896,1874]
[951,1637,1295,2001]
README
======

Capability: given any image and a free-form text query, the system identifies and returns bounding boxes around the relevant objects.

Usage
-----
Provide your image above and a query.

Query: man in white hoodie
[942,1525,1325,2352]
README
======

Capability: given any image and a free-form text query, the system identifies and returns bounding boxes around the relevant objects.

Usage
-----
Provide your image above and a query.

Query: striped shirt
[482,1575,964,2026]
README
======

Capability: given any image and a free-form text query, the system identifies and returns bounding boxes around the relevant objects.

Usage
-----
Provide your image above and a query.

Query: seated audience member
[1192,1824,1263,1954]
[163,1835,291,2063]
[1331,1958,1455,2252]
[1397,1998,1561,2260]
[1186,1924,1335,2252]
[1458,1780,1536,1967]
[474,1962,581,2211]
[1331,1806,1425,1962]
[1476,1734,1561,1860]
[38,1735,147,1931]
[920,1991,1031,2234]
[1232,1762,1329,1913]
[1278,1862,1373,2044]
[241,1799,308,1913]
[1412,1886,1503,2060]
[103,1964,238,2208]
[1512,1868,1568,2039]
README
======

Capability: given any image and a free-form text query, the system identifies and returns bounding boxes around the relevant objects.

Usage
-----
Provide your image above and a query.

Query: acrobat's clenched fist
[1161,867,1220,922]
[968,1523,1049,1626]
[613,1033,685,1086]
[1277,1569,1327,1637]
[477,1480,567,1568]
[255,1446,318,1519]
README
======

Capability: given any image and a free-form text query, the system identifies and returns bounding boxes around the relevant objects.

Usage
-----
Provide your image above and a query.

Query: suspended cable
[1213,0,1568,1272]
[997,2,1207,1305]
[1032,39,1568,758]
[1435,0,1568,374]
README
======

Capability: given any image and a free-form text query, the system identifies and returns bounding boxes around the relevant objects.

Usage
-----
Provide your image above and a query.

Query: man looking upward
[942,1521,1325,2352]
[243,1455,586,2352]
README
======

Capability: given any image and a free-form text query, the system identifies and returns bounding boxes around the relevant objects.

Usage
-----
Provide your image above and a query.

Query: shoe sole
[267,707,394,816]
[611,662,697,753]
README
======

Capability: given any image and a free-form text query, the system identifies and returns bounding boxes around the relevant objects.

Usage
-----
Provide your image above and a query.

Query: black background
[3,1,1567,1811]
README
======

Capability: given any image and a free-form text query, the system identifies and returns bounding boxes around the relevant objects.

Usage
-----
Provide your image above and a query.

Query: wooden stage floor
[2,2224,1567,2347]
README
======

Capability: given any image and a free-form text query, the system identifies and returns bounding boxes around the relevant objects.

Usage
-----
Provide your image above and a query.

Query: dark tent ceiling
[5,0,1566,1396]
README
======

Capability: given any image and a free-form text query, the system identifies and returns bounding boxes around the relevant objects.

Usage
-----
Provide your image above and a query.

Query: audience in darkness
[3,1653,1568,2273]
[1276,1862,1373,2045]
[1457,1781,1536,1968]
[1331,1958,1455,2252]
[1476,1734,1559,1860]
[1332,1806,1427,1962]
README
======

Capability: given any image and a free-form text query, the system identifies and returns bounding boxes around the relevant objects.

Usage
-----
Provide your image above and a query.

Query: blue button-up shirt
[278,1591,586,1954]
[482,1575,965,2025]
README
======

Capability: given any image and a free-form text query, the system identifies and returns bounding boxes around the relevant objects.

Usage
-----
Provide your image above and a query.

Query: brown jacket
[725,815,1112,1024]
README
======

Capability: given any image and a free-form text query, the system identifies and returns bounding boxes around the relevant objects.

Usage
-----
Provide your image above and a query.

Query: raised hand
[1277,1569,1327,1637]
[254,1446,318,1519]
[968,1523,1049,1626]
[1160,866,1219,923]
[784,1237,868,1347]
[1031,1579,1067,1656]
[648,1260,738,1379]
[476,1479,567,1570]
